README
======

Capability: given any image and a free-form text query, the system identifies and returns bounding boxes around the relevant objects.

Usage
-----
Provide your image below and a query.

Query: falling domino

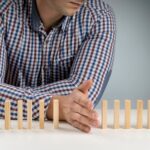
[18,100,23,129]
[27,100,32,129]
[136,100,143,129]
[125,100,131,129]
[114,100,120,129]
[39,99,45,129]
[101,100,107,129]
[147,100,150,129]
[53,99,59,129]
[5,99,11,129]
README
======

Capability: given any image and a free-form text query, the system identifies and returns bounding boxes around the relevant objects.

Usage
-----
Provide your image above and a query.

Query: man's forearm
[0,83,51,120]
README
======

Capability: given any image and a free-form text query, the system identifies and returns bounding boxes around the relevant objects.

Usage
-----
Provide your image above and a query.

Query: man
[0,0,116,132]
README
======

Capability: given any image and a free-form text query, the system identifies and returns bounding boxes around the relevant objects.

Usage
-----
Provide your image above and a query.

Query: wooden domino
[39,99,45,129]
[124,99,131,129]
[18,100,23,129]
[2,99,150,130]
[101,100,107,129]
[114,100,120,129]
[136,100,143,129]
[53,99,59,129]
[5,99,11,129]
[27,100,32,129]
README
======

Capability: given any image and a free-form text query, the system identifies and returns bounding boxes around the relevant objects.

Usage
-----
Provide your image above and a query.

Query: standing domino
[39,99,45,129]
[114,100,120,129]
[101,100,107,129]
[136,100,143,129]
[18,100,23,129]
[5,99,11,129]
[53,99,59,129]
[125,100,131,129]
[27,101,32,129]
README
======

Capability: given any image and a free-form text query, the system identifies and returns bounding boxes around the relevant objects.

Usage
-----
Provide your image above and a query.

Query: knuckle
[79,107,83,114]
[74,103,79,111]
[72,113,80,121]
[83,109,90,118]
[81,117,90,126]
[77,97,82,104]
[72,121,80,128]
[80,116,87,124]
[76,114,81,121]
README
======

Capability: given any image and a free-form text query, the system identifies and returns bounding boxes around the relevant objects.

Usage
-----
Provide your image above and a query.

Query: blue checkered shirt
[0,0,116,119]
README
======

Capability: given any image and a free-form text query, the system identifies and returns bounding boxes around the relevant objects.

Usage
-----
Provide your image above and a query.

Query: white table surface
[0,110,150,150]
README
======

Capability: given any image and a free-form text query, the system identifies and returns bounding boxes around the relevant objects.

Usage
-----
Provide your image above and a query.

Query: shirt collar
[30,0,72,32]
[31,0,41,32]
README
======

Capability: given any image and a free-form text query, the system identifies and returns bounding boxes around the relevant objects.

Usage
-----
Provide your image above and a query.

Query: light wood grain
[53,99,59,129]
[18,100,23,129]
[125,99,131,129]
[101,100,107,129]
[136,100,143,129]
[5,99,11,129]
[27,101,32,129]
[114,100,120,129]
[39,99,45,129]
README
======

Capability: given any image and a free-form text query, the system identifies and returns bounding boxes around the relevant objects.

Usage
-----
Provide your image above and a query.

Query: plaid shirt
[0,0,116,120]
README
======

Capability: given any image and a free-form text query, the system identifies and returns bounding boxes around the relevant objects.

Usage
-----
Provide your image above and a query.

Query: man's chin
[63,8,80,16]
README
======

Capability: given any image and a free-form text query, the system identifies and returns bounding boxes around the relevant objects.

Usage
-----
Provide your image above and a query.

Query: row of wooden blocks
[2,99,150,130]
[3,99,59,130]
[101,99,150,129]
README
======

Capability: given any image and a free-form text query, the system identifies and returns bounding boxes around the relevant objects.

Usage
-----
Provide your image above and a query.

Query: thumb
[77,79,93,94]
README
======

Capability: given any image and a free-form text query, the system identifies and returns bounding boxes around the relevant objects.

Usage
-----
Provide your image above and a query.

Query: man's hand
[46,79,99,133]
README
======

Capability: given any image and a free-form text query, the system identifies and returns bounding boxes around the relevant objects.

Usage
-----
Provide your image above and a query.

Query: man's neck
[36,0,63,32]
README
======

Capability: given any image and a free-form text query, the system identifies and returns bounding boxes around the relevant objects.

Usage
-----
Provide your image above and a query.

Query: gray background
[97,0,150,109]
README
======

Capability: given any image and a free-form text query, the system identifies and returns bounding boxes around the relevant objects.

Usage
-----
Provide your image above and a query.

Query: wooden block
[147,100,150,129]
[5,99,11,129]
[114,100,120,129]
[39,99,45,129]
[27,101,32,129]
[101,100,107,129]
[136,100,143,129]
[53,99,59,129]
[125,100,131,129]
[18,100,23,129]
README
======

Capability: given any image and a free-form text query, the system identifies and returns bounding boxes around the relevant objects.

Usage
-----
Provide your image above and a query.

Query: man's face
[46,0,84,16]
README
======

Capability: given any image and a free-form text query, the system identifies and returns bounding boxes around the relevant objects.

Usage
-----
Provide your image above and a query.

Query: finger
[77,79,93,95]
[71,112,99,128]
[74,96,93,110]
[71,120,91,133]
[71,102,98,120]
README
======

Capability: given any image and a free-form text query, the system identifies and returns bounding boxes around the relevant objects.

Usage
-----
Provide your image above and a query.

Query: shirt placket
[39,26,57,85]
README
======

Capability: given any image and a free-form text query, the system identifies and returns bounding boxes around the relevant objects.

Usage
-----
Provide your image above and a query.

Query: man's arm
[32,8,116,107]
[0,7,116,127]
[44,8,116,132]
[0,18,52,120]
